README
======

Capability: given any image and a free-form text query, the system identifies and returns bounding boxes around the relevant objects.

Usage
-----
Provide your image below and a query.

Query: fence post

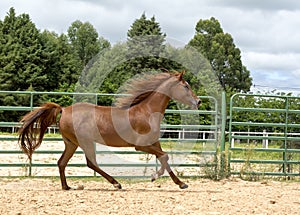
[220,91,226,175]
[30,92,34,110]
[231,133,235,148]
[262,129,268,148]
[29,157,32,176]
[202,131,206,147]
[283,97,289,175]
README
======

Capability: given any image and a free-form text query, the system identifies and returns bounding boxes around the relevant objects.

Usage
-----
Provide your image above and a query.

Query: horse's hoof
[151,173,158,182]
[114,183,122,189]
[62,186,72,190]
[179,183,188,189]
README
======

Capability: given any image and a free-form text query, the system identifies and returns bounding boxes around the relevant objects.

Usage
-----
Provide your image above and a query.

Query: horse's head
[168,71,201,109]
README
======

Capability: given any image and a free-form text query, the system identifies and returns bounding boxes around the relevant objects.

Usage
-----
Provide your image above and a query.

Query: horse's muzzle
[191,98,201,109]
[197,99,201,106]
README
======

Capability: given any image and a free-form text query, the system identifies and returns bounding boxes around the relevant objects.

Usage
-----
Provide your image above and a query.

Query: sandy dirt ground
[1,140,300,214]
[0,177,299,215]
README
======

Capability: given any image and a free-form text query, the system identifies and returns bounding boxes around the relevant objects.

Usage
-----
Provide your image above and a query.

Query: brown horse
[18,71,201,189]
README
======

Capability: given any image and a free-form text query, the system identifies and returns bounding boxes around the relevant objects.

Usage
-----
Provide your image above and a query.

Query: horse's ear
[178,70,185,81]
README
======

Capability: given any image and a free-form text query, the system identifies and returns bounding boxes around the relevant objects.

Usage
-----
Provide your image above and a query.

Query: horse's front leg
[135,143,188,189]
[153,154,188,189]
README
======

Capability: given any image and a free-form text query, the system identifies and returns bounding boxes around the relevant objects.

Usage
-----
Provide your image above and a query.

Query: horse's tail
[18,102,62,160]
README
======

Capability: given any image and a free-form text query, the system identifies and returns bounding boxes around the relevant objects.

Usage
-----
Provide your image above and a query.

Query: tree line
[0,7,254,123]
[0,8,252,93]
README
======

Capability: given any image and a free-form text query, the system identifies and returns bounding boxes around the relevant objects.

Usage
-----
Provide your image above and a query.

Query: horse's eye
[184,85,189,89]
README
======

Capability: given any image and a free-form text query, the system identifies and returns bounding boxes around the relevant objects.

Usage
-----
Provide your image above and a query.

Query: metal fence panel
[228,93,300,177]
[0,91,222,178]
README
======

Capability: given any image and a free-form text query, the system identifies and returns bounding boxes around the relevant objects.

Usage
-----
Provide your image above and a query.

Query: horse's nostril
[197,100,201,106]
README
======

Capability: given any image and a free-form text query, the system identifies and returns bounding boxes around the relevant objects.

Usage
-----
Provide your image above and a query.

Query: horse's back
[59,103,132,147]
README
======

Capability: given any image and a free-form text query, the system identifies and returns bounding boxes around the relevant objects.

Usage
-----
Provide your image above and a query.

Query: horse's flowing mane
[115,72,173,108]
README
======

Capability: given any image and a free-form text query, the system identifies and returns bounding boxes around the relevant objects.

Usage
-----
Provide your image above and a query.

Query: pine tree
[127,13,166,58]
[0,7,47,92]
[125,13,169,72]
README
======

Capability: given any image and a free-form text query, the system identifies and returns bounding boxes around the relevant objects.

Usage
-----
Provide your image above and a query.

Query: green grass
[230,142,300,161]
[0,132,18,136]
[161,141,216,151]
[228,141,300,181]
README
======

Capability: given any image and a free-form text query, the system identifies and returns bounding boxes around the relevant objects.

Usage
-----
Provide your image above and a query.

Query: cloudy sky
[1,0,300,94]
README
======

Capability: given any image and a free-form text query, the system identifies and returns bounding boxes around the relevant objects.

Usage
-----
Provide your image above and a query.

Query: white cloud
[243,52,300,89]
[1,0,300,92]
[209,0,300,11]
[243,52,300,71]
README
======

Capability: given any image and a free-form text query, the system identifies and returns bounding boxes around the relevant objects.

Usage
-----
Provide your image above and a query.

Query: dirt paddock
[0,177,299,215]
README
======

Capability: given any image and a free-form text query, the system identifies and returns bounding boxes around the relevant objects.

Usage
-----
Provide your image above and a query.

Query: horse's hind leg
[58,139,78,190]
[81,144,122,189]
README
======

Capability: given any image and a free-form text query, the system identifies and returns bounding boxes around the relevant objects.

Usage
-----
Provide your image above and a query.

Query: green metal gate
[228,93,300,177]
[0,91,223,178]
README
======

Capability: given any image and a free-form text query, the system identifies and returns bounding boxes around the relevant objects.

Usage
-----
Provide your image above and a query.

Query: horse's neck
[141,91,171,114]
